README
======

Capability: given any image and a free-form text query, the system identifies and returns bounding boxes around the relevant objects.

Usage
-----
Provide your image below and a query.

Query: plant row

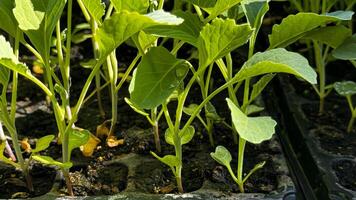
[0,0,354,196]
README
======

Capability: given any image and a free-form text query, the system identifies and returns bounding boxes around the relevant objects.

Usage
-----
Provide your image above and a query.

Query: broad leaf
[334,81,356,96]
[183,0,217,8]
[145,11,203,46]
[183,104,200,116]
[151,152,179,169]
[249,73,275,103]
[96,10,183,59]
[303,25,352,48]
[82,0,106,23]
[206,102,223,122]
[210,146,232,167]
[13,0,66,59]
[130,47,190,109]
[246,104,264,115]
[204,0,243,20]
[242,0,269,34]
[111,0,149,14]
[333,34,356,60]
[132,31,157,52]
[124,98,149,116]
[179,126,195,145]
[165,128,174,146]
[269,11,354,49]
[198,19,252,68]
[0,36,32,79]
[235,48,317,84]
[227,98,276,144]
[68,128,90,158]
[0,0,19,37]
[32,135,55,153]
[0,36,13,86]
[32,155,72,169]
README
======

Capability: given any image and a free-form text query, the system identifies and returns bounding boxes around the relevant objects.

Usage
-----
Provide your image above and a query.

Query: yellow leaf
[96,120,111,139]
[80,133,101,157]
[20,138,31,153]
[107,136,124,148]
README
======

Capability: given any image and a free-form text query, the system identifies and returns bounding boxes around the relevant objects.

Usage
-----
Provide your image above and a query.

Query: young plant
[274,0,354,113]
[128,0,317,193]
[334,81,356,133]
[0,0,184,195]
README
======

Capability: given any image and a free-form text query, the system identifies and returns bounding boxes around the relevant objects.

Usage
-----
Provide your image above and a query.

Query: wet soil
[0,164,56,199]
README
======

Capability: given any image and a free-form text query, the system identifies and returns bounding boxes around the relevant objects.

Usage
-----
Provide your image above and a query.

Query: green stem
[115,54,141,92]
[152,108,161,152]
[237,138,246,193]
[346,96,355,133]
[158,0,165,9]
[313,40,326,113]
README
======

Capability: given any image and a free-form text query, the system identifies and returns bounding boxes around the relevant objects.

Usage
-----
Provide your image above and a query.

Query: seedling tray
[266,76,356,200]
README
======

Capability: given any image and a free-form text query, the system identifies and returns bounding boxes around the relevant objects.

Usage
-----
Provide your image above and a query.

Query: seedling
[274,1,354,113]
[128,0,317,193]
[334,81,356,133]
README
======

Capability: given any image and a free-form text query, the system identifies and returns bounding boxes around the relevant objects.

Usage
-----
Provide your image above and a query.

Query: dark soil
[332,159,356,191]
[0,164,56,199]
[301,98,356,157]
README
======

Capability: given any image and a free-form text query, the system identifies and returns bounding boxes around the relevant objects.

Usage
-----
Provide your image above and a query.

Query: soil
[0,66,288,197]
[0,164,56,199]
[332,159,356,191]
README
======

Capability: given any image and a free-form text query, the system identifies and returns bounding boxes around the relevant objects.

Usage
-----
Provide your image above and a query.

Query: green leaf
[198,19,252,68]
[32,135,55,153]
[164,126,195,146]
[96,10,183,59]
[242,0,269,33]
[246,104,264,115]
[145,11,203,46]
[183,104,200,116]
[249,73,275,103]
[0,36,18,62]
[13,0,66,59]
[333,34,356,60]
[0,36,32,79]
[235,48,317,84]
[210,146,232,167]
[303,25,352,48]
[111,0,149,14]
[32,155,72,169]
[0,0,19,38]
[13,0,44,30]
[124,97,149,116]
[204,0,244,20]
[82,0,105,23]
[334,81,356,96]
[227,98,276,144]
[268,11,354,49]
[0,141,20,168]
[130,47,190,109]
[206,102,223,122]
[68,128,90,159]
[164,128,174,146]
[179,126,195,145]
[132,31,157,52]
[151,152,179,169]
[183,0,217,8]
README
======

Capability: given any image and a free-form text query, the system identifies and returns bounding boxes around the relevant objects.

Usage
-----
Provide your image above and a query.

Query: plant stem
[237,138,246,193]
[313,40,326,113]
[347,96,355,133]
[152,108,161,152]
